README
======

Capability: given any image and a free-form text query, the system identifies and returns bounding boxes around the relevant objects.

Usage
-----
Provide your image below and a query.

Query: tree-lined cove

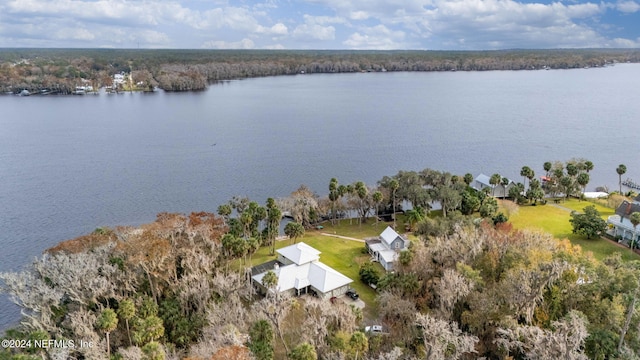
[2,62,640,359]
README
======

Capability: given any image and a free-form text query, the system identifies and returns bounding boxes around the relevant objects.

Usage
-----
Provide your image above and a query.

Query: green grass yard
[505,198,639,261]
[314,218,389,238]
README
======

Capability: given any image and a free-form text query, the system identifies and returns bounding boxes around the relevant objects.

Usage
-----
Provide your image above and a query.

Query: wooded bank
[1,48,640,92]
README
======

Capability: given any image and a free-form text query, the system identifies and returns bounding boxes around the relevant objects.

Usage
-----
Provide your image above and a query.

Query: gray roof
[380,226,408,248]
[615,200,640,218]
[474,174,492,187]
[474,173,516,187]
[251,260,283,276]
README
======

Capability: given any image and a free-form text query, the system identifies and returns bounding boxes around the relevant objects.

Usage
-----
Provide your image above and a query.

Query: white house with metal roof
[251,242,353,299]
[365,226,410,271]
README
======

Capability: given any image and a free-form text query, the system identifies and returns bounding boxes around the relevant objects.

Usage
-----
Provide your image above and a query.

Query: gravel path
[319,232,365,243]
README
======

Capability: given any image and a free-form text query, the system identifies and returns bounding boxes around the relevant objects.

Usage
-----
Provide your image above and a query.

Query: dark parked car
[346,288,359,300]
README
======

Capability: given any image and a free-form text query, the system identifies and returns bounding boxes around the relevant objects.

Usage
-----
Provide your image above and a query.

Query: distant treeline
[1,48,640,92]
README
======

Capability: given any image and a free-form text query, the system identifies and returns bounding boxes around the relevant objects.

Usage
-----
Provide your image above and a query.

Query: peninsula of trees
[1,160,640,360]
[1,48,640,93]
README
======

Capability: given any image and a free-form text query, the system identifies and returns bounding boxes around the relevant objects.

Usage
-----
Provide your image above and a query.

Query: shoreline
[2,48,639,93]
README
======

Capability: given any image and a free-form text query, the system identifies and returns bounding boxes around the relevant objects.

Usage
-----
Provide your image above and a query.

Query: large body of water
[1,64,640,331]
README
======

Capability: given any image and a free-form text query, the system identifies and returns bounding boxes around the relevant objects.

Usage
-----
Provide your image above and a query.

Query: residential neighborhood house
[607,195,640,248]
[251,242,353,299]
[473,173,516,198]
[365,226,410,271]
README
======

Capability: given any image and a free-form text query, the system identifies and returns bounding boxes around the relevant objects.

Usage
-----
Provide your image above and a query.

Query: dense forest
[1,161,640,360]
[1,48,640,92]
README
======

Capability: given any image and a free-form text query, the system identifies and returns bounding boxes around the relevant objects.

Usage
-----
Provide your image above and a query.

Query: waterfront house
[365,226,410,271]
[607,195,640,247]
[473,173,516,198]
[473,173,493,192]
[251,242,353,299]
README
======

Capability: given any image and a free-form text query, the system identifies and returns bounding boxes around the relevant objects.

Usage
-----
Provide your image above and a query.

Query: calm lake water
[1,64,640,331]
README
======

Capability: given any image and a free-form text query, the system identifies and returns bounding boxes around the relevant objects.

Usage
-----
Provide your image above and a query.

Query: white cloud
[302,14,348,25]
[54,27,95,41]
[415,0,611,48]
[134,30,172,46]
[343,24,406,49]
[299,0,630,48]
[293,23,336,40]
[6,0,162,25]
[349,11,370,20]
[293,15,338,41]
[611,37,640,47]
[616,0,640,12]
[256,22,289,35]
[0,0,637,49]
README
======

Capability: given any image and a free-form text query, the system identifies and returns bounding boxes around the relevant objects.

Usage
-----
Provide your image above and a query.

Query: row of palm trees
[217,161,630,253]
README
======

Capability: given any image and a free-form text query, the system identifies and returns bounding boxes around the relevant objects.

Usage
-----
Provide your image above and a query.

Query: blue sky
[0,0,638,49]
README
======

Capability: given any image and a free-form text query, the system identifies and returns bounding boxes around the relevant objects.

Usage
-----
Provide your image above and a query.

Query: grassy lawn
[313,217,389,239]
[554,198,616,216]
[505,199,639,261]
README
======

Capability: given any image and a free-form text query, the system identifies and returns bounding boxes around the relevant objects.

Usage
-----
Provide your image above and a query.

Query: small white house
[252,243,353,299]
[607,196,640,247]
[113,73,125,85]
[365,226,410,271]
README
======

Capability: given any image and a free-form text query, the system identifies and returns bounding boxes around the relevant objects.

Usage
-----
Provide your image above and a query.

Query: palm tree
[354,180,369,224]
[463,173,474,186]
[246,236,260,266]
[577,173,590,195]
[217,203,232,223]
[520,166,533,188]
[118,299,136,346]
[266,198,282,255]
[284,221,305,244]
[372,190,383,225]
[543,161,552,177]
[221,233,236,258]
[501,177,510,199]
[566,163,578,177]
[629,212,640,249]
[261,270,278,290]
[617,164,627,194]
[240,211,253,238]
[560,175,574,199]
[141,341,165,360]
[584,160,594,173]
[329,178,339,225]
[289,342,317,360]
[250,319,274,346]
[96,308,118,358]
[489,173,501,197]
[405,206,426,231]
[389,179,399,229]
